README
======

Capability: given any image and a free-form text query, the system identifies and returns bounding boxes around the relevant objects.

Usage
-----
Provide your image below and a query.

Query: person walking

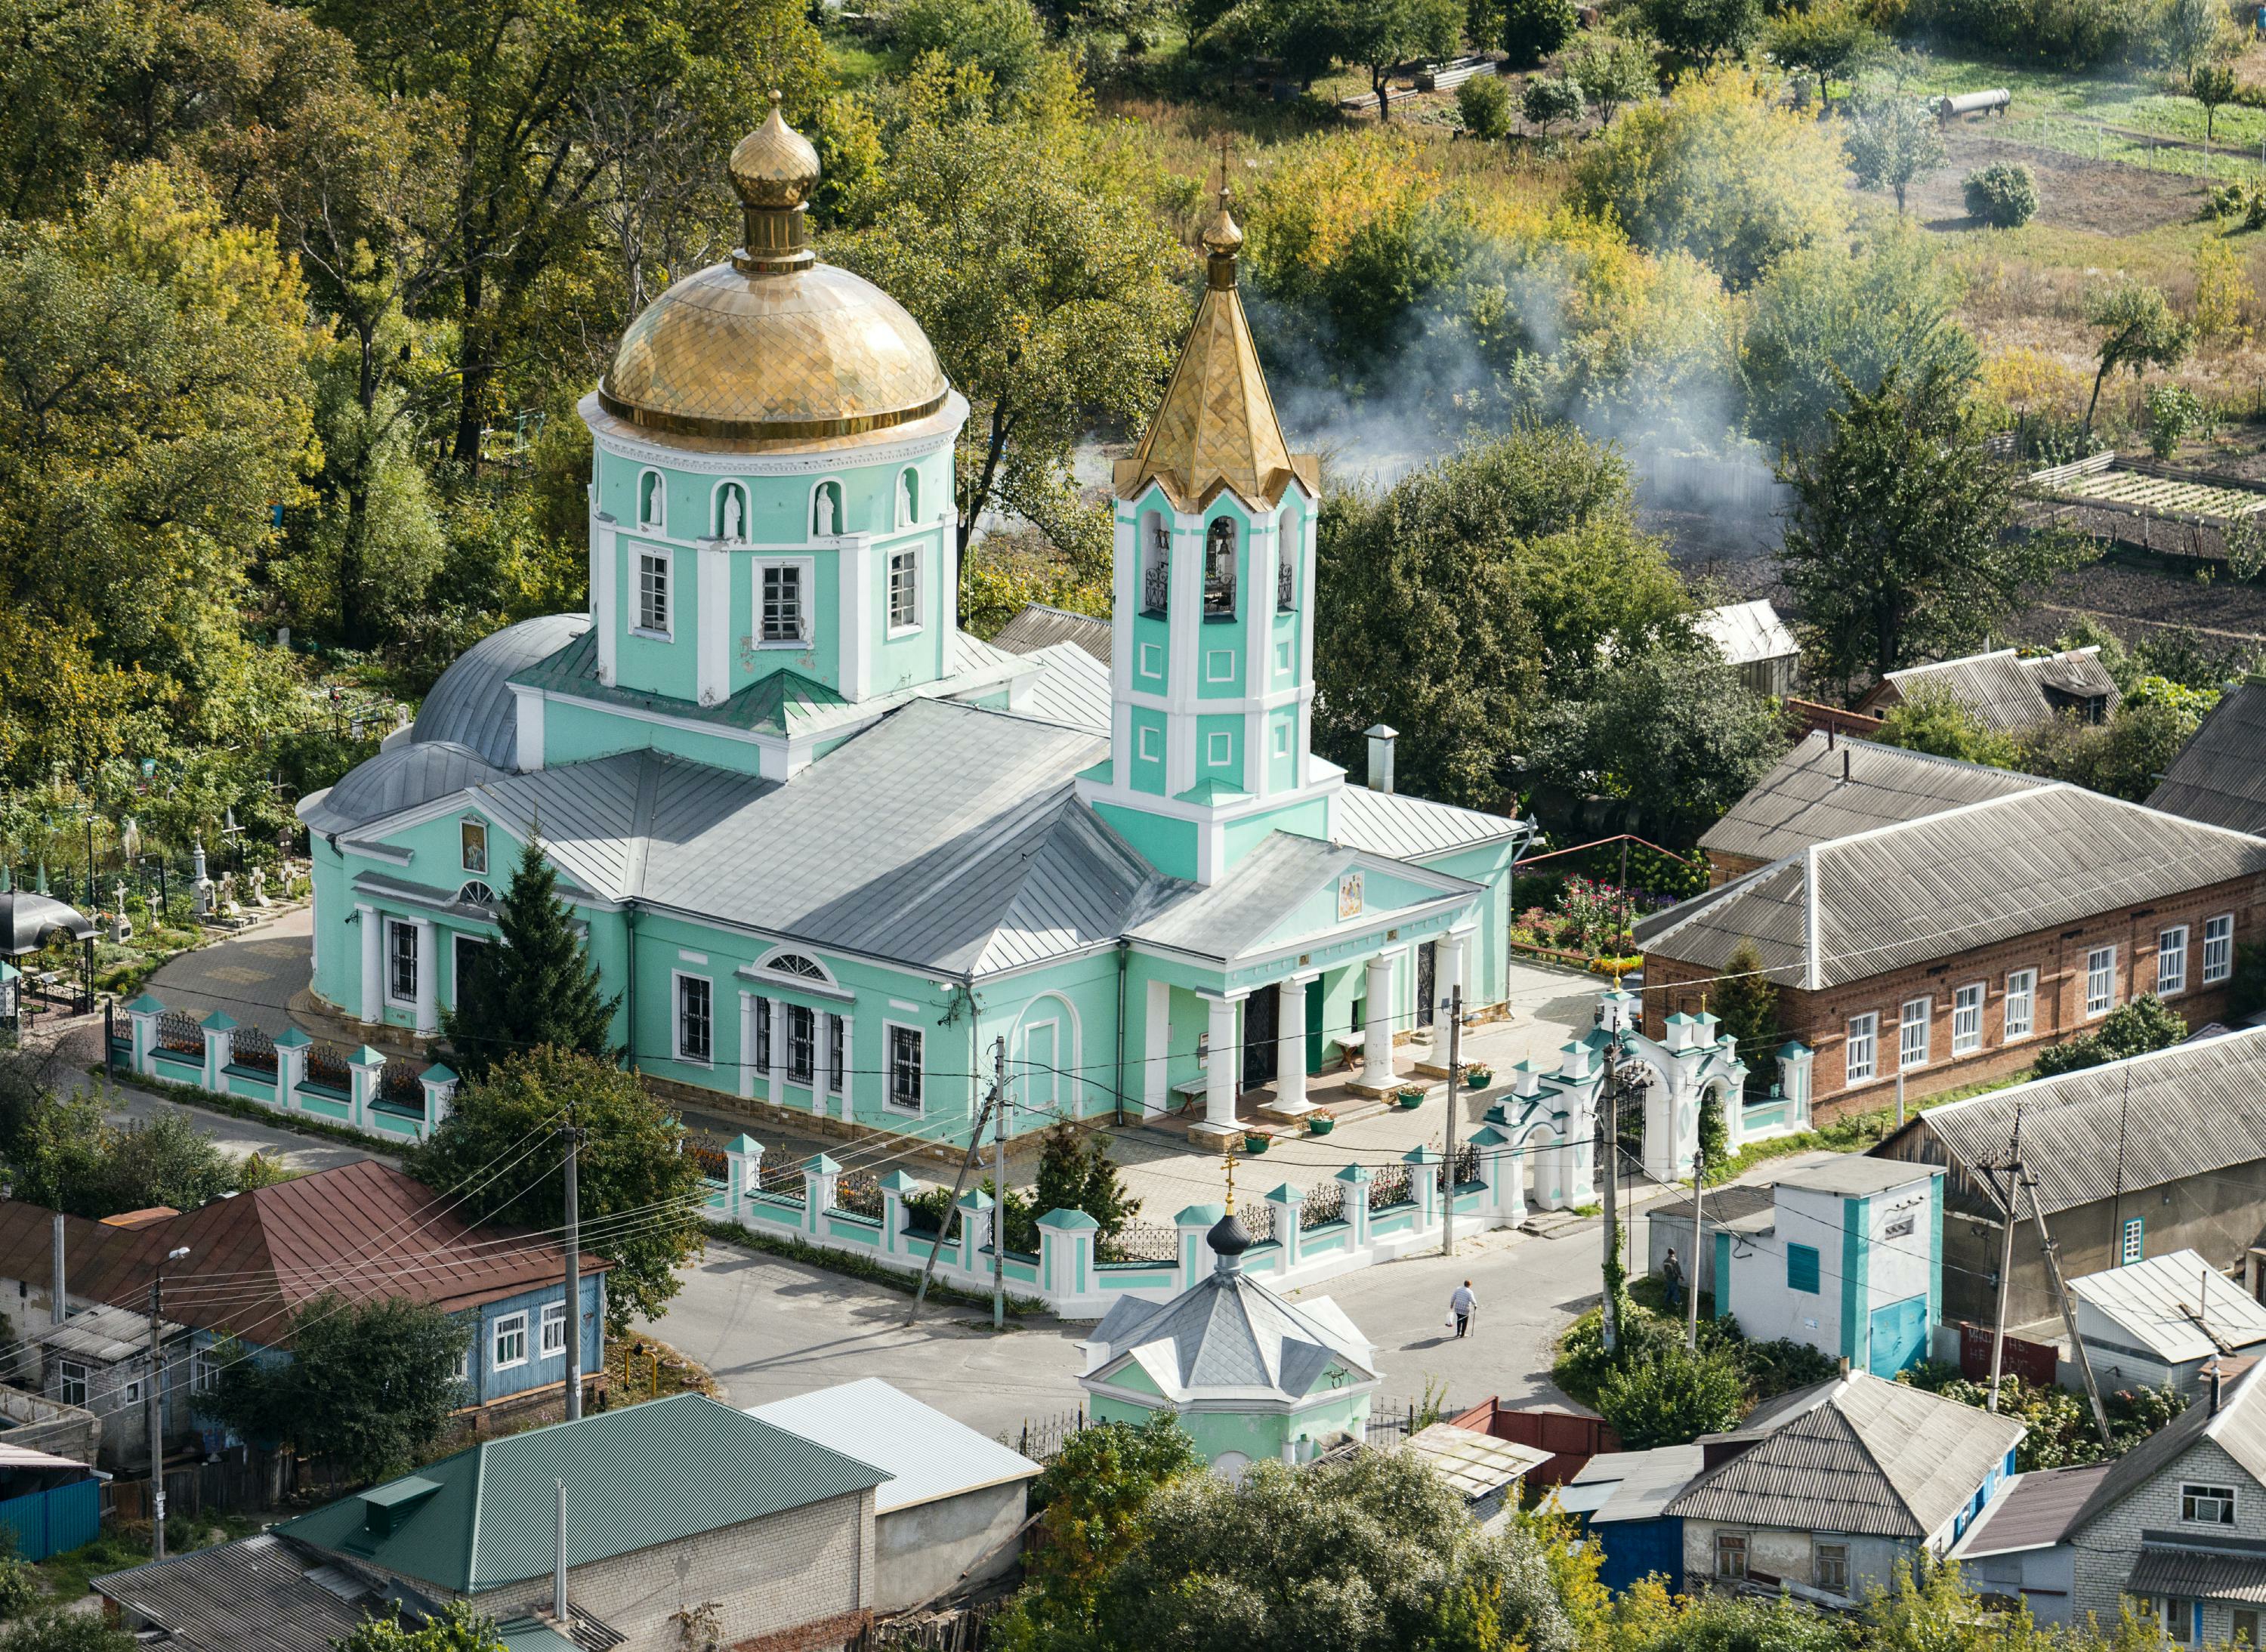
[1662,1246,1686,1313]
[1449,1279,1478,1339]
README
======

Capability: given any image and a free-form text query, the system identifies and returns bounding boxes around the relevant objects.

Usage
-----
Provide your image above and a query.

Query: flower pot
[1243,1132,1270,1155]
[1394,1088,1425,1110]
[1307,1116,1335,1136]
[1465,1069,1493,1089]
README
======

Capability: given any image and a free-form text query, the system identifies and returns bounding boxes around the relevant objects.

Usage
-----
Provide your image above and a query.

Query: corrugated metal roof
[1126,834,1480,964]
[2127,1545,2266,1604]
[1882,648,2120,733]
[1948,1464,2112,1558]
[301,742,507,837]
[2071,1249,2266,1364]
[2070,1361,2266,1536]
[1563,1442,1705,1524]
[2150,684,2266,837]
[1699,733,2051,865]
[277,1392,888,1592]
[1664,1374,2024,1539]
[1333,785,1524,860]
[1017,642,1112,734]
[1697,601,1799,668]
[1772,1157,1937,1198]
[46,1302,179,1363]
[749,1378,1038,1513]
[1644,786,2266,989]
[991,602,1111,665]
[1403,1422,1553,1498]
[1886,1027,2266,1218]
[94,1533,375,1650]
[413,614,590,770]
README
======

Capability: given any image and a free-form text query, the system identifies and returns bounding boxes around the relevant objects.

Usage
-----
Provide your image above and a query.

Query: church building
[298,102,1527,1147]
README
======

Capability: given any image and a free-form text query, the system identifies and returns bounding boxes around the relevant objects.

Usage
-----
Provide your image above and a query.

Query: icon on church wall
[1336,871,1363,922]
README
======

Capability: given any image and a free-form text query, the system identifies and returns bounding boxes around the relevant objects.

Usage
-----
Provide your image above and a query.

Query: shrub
[0,1560,35,1621]
[1522,74,1588,132]
[1597,1339,1749,1447]
[2146,382,2207,458]
[1458,73,1515,140]
[1502,0,1578,64]
[1963,162,2038,228]
[2030,993,2187,1079]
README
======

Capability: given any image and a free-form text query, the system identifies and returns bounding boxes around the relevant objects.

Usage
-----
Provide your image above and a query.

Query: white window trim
[638,467,667,533]
[2086,944,2118,1017]
[885,546,923,638]
[385,918,419,1008]
[1899,996,1931,1070]
[1138,641,1164,679]
[753,947,839,989]
[1205,649,1236,683]
[540,1301,568,1359]
[897,466,920,529]
[56,1360,87,1407]
[673,969,714,1068]
[2204,912,2235,983]
[2004,969,2036,1041]
[2181,1482,2237,1525]
[1273,722,1290,755]
[1953,981,1984,1057]
[883,1018,925,1116]
[459,816,489,875]
[1137,724,1162,761]
[1846,1013,1878,1083]
[2158,925,2189,997]
[1206,731,1233,766]
[755,555,817,647]
[492,1311,529,1372]
[632,544,675,641]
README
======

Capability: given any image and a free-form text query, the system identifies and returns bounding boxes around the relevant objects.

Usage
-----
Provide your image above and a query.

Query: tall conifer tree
[442,836,619,1076]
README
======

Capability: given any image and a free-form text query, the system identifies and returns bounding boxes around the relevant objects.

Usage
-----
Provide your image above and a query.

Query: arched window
[457,881,499,907]
[639,471,665,530]
[1140,510,1169,616]
[812,480,844,538]
[765,953,827,980]
[714,482,746,542]
[1277,541,1295,613]
[898,468,919,528]
[1204,518,1237,619]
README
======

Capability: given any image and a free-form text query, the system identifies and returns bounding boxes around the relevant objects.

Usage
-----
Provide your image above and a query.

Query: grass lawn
[38,1515,264,1602]
[1700,1068,2028,1185]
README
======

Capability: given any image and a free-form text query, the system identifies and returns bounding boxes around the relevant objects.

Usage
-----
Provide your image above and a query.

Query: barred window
[762,564,803,642]
[786,1005,816,1085]
[638,551,669,634]
[888,550,919,630]
[888,1024,923,1112]
[676,975,712,1064]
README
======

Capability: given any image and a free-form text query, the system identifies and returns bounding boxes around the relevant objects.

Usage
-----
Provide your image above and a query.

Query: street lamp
[149,1244,190,1561]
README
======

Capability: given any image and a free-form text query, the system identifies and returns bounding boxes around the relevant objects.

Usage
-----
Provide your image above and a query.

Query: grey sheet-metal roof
[1126,833,1479,965]
[990,602,1112,665]
[0,892,95,956]
[2129,1543,2266,1605]
[94,1533,375,1651]
[1664,1373,2025,1539]
[1878,1027,2266,1218]
[1643,785,2266,990]
[49,1302,181,1364]
[749,1379,1039,1514]
[301,742,507,838]
[1699,734,2051,865]
[1771,1156,1938,1198]
[2150,684,2266,836]
[1562,1442,1705,1524]
[1083,1254,1377,1406]
[1883,647,2120,733]
[2071,1360,2266,1536]
[1697,600,1799,667]
[1333,784,1525,860]
[1403,1423,1553,1499]
[412,613,589,770]
[1017,641,1112,734]
[2071,1249,2266,1364]
[1949,1463,2112,1558]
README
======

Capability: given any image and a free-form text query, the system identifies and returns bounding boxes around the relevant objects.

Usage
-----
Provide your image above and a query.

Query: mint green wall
[1419,838,1520,1008]
[1089,1389,1370,1468]
[868,532,949,694]
[1266,709,1298,791]
[616,533,699,701]
[1131,615,1169,691]
[1221,798,1328,868]
[310,838,350,1009]
[1128,708,1168,796]
[1196,713,1244,789]
[727,545,841,693]
[541,697,766,772]
[1092,800,1196,882]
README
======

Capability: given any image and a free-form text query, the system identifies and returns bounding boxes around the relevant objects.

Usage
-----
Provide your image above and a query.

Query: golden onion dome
[596,97,949,446]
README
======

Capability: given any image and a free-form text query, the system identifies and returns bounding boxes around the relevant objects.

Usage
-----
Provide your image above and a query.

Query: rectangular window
[387,919,418,1005]
[541,1302,567,1359]
[1787,1243,1821,1295]
[2004,969,2036,1040]
[1953,982,1984,1056]
[2181,1483,2237,1525]
[762,564,804,642]
[888,549,920,630]
[1846,1014,1878,1083]
[2157,925,2188,996]
[2086,945,2117,1017]
[827,1014,844,1095]
[2164,1598,2194,1644]
[190,1351,216,1395]
[455,1343,471,1383]
[675,974,712,1064]
[492,1311,528,1371]
[461,819,487,875]
[2122,1215,2144,1266]
[1814,1542,1849,1594]
[755,997,771,1071]
[122,1377,141,1405]
[2234,1610,2258,1647]
[1715,1532,1748,1580]
[887,1024,923,1113]
[637,551,669,635]
[2206,913,2235,983]
[1900,996,1931,1070]
[55,1362,86,1408]
[786,1005,816,1085]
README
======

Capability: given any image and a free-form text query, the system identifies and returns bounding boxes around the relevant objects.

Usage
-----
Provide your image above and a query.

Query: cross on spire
[1223,1143,1237,1214]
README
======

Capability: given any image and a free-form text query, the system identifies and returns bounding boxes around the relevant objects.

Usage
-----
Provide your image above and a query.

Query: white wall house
[2070,1249,2266,1402]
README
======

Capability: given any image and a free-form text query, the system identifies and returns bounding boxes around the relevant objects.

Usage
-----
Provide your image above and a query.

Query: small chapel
[298,100,1528,1150]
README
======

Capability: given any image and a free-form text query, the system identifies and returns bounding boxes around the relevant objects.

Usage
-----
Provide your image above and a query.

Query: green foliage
[1557,1293,1836,1430]
[2145,382,2207,459]
[441,837,621,1078]
[1900,1363,2186,1471]
[2083,282,2194,431]
[998,1414,1200,1644]
[1601,1577,1853,1652]
[1031,1120,1141,1247]
[1845,94,1946,212]
[1765,0,1885,104]
[1523,76,1588,134]
[332,1603,508,1652]
[1962,162,2039,228]
[2229,940,2266,1020]
[1780,366,2068,695]
[1502,0,1579,64]
[199,1295,469,1485]
[0,1613,135,1652]
[1712,938,1781,1100]
[406,1049,705,1333]
[1895,0,2157,69]
[0,1559,36,1621]
[2030,993,2188,1079]
[891,0,1055,103]
[1596,1339,1749,1447]
[2192,60,2240,144]
[0,1082,264,1222]
[1873,684,2020,767]
[1267,0,1468,115]
[2015,678,2218,801]
[1459,74,1517,140]
[1572,66,1849,289]
[1314,428,1690,807]
[1640,0,1761,60]
[1563,31,1659,126]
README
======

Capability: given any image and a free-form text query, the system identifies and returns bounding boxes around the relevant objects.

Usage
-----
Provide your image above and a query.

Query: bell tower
[1075,186,1338,885]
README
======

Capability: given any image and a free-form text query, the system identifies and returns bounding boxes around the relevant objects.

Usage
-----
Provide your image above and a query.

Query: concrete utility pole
[1985,1110,2025,1413]
[907,1092,993,1324]
[1442,986,1462,1258]
[560,1119,585,1421]
[991,1036,1008,1332]
[1599,1040,1622,1354]
[2026,1169,2113,1448]
[148,1244,188,1561]
[1687,1138,1706,1351]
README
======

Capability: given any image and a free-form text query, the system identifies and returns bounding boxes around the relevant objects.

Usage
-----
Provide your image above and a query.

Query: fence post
[1777,1040,1814,1130]
[199,1011,236,1093]
[1267,1184,1302,1272]
[723,1134,763,1224]
[1406,1144,1443,1235]
[1338,1164,1373,1255]
[1037,1209,1097,1304]
[1471,1125,1519,1226]
[878,1171,921,1259]
[418,1064,458,1139]
[346,1045,386,1131]
[1175,1203,1223,1288]
[273,1029,310,1111]
[125,994,163,1077]
[955,1187,996,1278]
[802,1153,840,1238]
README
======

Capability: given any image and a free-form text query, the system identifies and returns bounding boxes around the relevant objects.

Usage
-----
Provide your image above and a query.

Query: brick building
[1641,782,2266,1114]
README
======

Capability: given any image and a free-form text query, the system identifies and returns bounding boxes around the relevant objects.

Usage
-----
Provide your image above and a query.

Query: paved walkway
[143,906,312,1036]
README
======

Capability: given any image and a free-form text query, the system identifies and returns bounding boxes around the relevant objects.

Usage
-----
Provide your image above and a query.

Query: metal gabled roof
[93,1533,374,1651]
[301,742,506,838]
[2150,684,2266,837]
[2070,1248,2266,1364]
[1696,600,1799,668]
[1084,1262,1375,1405]
[1332,785,1524,860]
[276,1393,887,1593]
[1883,647,2119,733]
[991,602,1111,666]
[1016,641,1112,735]
[413,613,590,770]
[1699,733,2051,866]
[1126,833,1480,965]
[749,1378,1039,1513]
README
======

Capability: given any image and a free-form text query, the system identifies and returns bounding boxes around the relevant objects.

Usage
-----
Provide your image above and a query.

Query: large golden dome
[596,99,949,445]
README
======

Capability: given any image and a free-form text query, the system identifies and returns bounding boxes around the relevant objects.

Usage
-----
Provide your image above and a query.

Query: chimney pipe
[1365,724,1398,795]
[1827,724,1836,751]
[1843,749,1851,784]
[554,1478,568,1620]
[2212,1363,2224,1416]
[50,1212,64,1330]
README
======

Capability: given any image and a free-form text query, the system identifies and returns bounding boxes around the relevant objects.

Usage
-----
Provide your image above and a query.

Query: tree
[1084,1450,1577,1652]
[1640,0,1760,61]
[827,71,1184,591]
[334,1604,508,1652]
[1711,938,1781,1099]
[1563,32,1658,127]
[1287,0,1468,122]
[1459,75,1517,140]
[1313,428,1691,806]
[1873,684,2020,767]
[1764,0,1883,107]
[1596,1339,1746,1447]
[2083,282,2193,432]
[2030,994,2187,1079]
[998,1414,1200,1642]
[1523,76,1588,137]
[1602,1579,1852,1652]
[1521,644,1787,848]
[1778,366,2070,693]
[1502,0,1578,66]
[2016,677,2215,801]
[1844,92,1945,212]
[1032,1121,1139,1246]
[0,1614,134,1652]
[442,837,620,1077]
[2,1092,263,1221]
[406,1049,705,1332]
[199,1294,470,1484]
[892,0,1056,108]
[1572,67,1849,289]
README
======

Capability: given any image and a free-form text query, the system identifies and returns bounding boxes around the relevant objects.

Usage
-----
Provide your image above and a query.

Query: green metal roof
[498,1620,583,1652]
[275,1393,888,1592]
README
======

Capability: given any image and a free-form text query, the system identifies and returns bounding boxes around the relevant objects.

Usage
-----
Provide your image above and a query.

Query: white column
[1364,952,1399,1082]
[412,917,438,1037]
[357,904,381,1024]
[843,542,872,699]
[594,520,619,687]
[1203,993,1239,1126]
[1436,930,1468,1024]
[761,996,781,1093]
[736,993,756,1099]
[696,542,729,706]
[1142,979,1169,1117]
[1277,975,1311,1110]
[835,1011,856,1115]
